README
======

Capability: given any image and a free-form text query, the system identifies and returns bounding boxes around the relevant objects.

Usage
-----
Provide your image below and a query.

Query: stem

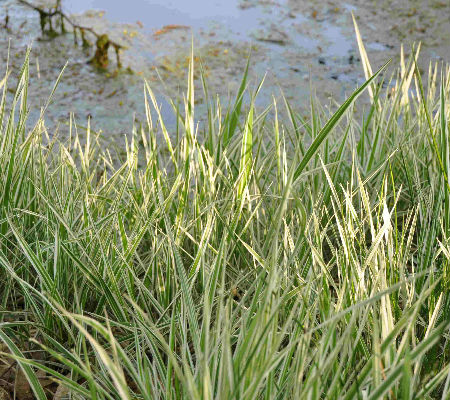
[114,45,122,69]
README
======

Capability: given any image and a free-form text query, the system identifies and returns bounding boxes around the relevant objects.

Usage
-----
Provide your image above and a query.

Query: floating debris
[154,24,190,38]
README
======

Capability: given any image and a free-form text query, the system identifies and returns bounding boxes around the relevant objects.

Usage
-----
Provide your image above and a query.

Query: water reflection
[1,0,448,137]
[65,0,270,39]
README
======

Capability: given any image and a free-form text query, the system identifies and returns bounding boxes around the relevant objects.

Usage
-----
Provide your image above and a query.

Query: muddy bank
[0,0,449,140]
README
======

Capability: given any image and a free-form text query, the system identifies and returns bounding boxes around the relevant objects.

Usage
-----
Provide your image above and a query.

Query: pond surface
[64,0,351,58]
[0,0,449,141]
[66,0,263,35]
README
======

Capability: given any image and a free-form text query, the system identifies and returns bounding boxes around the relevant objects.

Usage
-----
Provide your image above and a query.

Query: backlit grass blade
[293,60,390,182]
[352,13,375,103]
[223,55,250,147]
[237,104,254,199]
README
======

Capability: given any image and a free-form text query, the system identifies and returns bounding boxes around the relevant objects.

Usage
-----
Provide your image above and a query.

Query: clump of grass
[0,39,450,399]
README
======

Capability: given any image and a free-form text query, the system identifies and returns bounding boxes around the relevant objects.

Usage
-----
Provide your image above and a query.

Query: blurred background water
[0,0,448,140]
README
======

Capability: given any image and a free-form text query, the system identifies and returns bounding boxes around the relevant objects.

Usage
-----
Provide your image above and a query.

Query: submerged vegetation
[18,0,126,70]
[1,30,450,399]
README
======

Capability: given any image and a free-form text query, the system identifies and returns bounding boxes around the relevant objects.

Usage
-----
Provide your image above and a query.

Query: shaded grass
[0,41,450,399]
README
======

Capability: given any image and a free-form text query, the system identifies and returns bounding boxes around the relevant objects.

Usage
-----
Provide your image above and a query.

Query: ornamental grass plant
[1,32,450,399]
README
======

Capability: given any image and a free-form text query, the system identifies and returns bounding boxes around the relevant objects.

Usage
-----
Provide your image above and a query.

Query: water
[64,0,354,58]
[65,0,263,36]
[64,0,295,49]
[1,0,449,138]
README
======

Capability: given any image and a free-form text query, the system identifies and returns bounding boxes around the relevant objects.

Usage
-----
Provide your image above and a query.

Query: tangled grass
[0,35,450,399]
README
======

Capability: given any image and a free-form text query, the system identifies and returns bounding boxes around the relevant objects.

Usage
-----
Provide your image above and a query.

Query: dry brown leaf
[0,358,14,380]
[36,370,54,388]
[14,367,33,400]
[53,379,70,400]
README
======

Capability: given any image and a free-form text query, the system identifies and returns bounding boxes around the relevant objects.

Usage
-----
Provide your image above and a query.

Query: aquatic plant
[0,33,450,400]
[18,0,125,70]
